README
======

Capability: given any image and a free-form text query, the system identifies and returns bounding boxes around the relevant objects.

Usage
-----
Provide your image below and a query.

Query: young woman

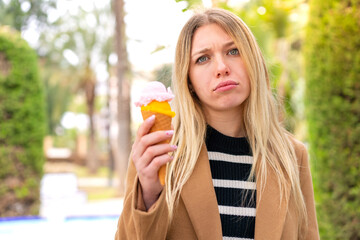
[115,8,319,240]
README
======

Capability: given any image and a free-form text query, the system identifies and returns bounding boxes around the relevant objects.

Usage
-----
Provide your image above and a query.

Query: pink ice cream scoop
[135,81,174,107]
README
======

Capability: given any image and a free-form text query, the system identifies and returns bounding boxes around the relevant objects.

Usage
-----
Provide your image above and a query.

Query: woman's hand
[131,115,176,210]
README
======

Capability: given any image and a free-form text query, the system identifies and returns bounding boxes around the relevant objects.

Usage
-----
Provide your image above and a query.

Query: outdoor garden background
[0,0,359,239]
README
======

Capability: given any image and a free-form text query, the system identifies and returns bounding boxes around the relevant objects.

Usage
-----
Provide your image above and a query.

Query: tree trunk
[84,64,98,173]
[113,0,131,196]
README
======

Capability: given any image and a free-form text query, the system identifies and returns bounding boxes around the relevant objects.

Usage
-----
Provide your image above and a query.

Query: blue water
[0,215,119,240]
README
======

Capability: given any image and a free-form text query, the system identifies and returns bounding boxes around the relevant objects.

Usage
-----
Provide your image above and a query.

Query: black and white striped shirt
[206,125,256,240]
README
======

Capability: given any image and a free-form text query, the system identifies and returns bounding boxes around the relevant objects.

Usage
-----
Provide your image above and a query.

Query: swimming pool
[0,215,119,240]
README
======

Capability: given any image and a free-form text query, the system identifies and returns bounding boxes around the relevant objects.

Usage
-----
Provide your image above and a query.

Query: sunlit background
[0,0,359,239]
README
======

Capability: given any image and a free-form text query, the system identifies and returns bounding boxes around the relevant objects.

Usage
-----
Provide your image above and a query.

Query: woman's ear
[188,78,199,100]
[188,80,195,94]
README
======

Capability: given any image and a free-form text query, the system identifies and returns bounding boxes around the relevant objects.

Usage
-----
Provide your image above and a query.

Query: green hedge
[0,26,46,216]
[305,1,360,239]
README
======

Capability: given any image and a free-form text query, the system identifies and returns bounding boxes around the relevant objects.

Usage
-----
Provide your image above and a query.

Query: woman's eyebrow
[192,47,210,58]
[192,41,236,58]
[223,41,236,48]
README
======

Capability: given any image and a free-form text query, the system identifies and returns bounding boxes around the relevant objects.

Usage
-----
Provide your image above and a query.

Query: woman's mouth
[213,80,239,92]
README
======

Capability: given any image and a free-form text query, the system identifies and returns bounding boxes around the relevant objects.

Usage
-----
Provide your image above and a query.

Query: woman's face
[188,23,250,116]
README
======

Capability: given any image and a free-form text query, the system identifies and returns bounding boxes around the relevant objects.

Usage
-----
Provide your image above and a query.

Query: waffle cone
[141,110,172,185]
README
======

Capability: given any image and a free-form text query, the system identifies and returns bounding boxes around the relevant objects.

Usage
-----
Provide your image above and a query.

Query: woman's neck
[204,108,246,138]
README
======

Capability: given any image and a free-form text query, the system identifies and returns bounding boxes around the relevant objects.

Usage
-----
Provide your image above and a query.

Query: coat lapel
[254,166,291,239]
[181,145,223,240]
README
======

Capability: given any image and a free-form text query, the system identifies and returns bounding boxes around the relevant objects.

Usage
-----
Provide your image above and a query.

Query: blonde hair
[166,8,307,236]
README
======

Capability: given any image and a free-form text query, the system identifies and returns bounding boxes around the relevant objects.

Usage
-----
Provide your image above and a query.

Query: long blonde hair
[166,8,307,235]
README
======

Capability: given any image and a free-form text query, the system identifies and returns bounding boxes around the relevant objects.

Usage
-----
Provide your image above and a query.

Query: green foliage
[153,64,173,88]
[0,0,56,31]
[37,2,115,136]
[175,0,203,12]
[41,63,76,135]
[305,0,360,239]
[52,128,77,149]
[234,0,306,135]
[0,26,46,216]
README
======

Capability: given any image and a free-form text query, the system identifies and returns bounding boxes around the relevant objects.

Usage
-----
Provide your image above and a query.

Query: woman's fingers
[137,143,177,169]
[130,114,177,200]
[129,114,177,209]
[138,153,174,181]
[132,116,155,159]
[136,115,155,139]
[132,128,174,161]
[145,152,174,175]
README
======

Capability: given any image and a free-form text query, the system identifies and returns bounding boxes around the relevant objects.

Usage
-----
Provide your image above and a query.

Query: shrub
[305,1,360,239]
[0,26,46,216]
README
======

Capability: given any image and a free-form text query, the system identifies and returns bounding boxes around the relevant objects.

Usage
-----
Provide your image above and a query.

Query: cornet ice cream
[135,81,175,185]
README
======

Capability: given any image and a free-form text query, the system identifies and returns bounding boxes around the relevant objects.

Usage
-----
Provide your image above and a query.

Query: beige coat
[115,138,320,240]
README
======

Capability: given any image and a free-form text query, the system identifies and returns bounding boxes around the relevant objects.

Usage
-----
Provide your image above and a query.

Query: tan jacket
[115,138,320,240]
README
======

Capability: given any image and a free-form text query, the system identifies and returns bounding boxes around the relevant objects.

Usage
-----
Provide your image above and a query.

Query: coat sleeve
[298,143,320,240]
[114,158,169,240]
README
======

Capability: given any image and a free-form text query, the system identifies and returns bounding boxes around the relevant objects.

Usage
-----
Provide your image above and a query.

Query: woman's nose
[215,57,230,77]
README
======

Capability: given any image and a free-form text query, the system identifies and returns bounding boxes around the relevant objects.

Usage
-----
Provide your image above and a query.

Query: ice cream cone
[141,111,172,134]
[141,110,172,185]
[135,81,175,186]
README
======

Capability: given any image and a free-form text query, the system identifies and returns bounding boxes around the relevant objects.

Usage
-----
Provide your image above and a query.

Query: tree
[305,0,360,239]
[0,26,46,216]
[79,60,97,172]
[113,0,131,195]
[40,59,76,135]
[0,0,72,136]
[37,2,115,172]
[153,64,172,88]
[0,0,56,31]
[175,0,202,11]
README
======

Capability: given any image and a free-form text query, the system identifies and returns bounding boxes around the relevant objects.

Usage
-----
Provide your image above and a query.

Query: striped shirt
[206,125,256,240]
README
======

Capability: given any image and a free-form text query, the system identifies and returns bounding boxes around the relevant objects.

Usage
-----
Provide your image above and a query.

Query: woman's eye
[228,48,239,55]
[196,56,208,63]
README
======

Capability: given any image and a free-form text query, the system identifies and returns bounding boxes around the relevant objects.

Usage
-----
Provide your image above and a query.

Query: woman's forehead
[191,24,233,50]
